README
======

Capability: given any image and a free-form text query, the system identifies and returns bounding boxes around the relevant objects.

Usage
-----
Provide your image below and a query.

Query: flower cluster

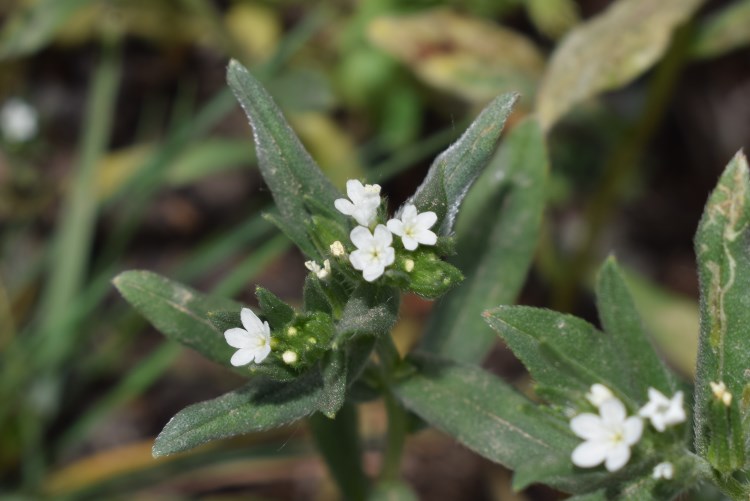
[570,384,686,473]
[333,179,438,282]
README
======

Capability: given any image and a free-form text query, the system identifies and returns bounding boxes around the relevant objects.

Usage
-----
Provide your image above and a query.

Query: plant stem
[376,335,408,482]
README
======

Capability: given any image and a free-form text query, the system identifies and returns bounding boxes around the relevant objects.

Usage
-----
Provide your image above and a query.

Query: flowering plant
[116,59,750,499]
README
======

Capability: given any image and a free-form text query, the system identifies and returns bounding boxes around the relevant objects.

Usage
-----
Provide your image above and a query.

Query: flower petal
[241,308,265,334]
[416,210,437,229]
[350,226,373,249]
[231,348,256,366]
[373,224,392,246]
[387,219,404,236]
[383,246,395,266]
[224,328,251,349]
[623,417,643,445]
[570,413,606,440]
[334,198,355,216]
[346,179,365,203]
[362,264,385,282]
[402,235,418,251]
[254,343,272,363]
[416,229,437,246]
[571,440,609,468]
[604,443,630,472]
[401,204,418,221]
[599,398,626,424]
[349,249,367,270]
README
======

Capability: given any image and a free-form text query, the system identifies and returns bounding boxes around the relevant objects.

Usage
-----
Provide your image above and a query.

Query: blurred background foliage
[0,0,748,499]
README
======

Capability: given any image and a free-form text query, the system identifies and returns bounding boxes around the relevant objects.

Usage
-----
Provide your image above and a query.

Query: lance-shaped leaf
[334,285,400,343]
[227,60,343,258]
[689,0,750,60]
[392,353,613,494]
[152,366,326,456]
[536,0,704,130]
[485,306,644,407]
[113,270,240,369]
[421,118,546,363]
[595,257,677,398]
[693,151,750,472]
[407,92,518,235]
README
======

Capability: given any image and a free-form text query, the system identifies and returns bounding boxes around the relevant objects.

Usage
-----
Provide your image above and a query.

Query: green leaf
[421,118,547,363]
[595,256,676,398]
[113,270,240,370]
[152,366,326,456]
[536,0,704,130]
[227,60,343,258]
[392,353,576,473]
[408,92,519,235]
[334,285,400,343]
[255,286,295,329]
[689,0,750,60]
[303,275,333,315]
[694,151,750,472]
[484,306,640,406]
[317,350,347,417]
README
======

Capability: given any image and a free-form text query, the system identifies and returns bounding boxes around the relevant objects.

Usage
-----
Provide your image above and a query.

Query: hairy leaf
[693,151,750,472]
[406,92,518,235]
[421,118,546,362]
[227,60,343,258]
[113,270,240,369]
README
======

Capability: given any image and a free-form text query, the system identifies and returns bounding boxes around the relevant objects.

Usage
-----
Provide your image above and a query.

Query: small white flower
[334,179,381,227]
[330,240,346,257]
[282,350,298,365]
[710,381,733,406]
[386,204,437,251]
[652,462,674,480]
[0,98,38,143]
[639,388,686,432]
[305,259,331,279]
[223,308,272,366]
[348,224,395,282]
[570,397,643,472]
[586,384,615,408]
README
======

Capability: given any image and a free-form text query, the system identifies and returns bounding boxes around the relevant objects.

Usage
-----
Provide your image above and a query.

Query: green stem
[376,335,408,482]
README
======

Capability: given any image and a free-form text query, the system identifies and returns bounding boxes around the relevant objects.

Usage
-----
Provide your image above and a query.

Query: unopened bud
[282,351,298,364]
[330,241,346,257]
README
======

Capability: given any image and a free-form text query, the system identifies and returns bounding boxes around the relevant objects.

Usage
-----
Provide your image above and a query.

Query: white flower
[638,388,686,432]
[586,384,615,408]
[348,224,395,282]
[652,462,674,480]
[305,259,331,279]
[334,179,381,227]
[0,98,38,143]
[570,397,643,472]
[386,204,438,251]
[223,308,272,366]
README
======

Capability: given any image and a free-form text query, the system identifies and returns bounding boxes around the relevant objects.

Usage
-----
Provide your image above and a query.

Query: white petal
[402,235,418,251]
[648,387,671,406]
[638,400,658,418]
[401,204,418,221]
[383,246,395,266]
[352,207,376,227]
[600,398,626,424]
[416,210,437,229]
[571,440,609,468]
[604,443,631,472]
[224,328,251,349]
[416,229,437,246]
[373,224,392,246]
[231,348,256,366]
[387,218,405,236]
[349,250,367,270]
[254,343,272,363]
[623,417,644,445]
[587,384,615,407]
[241,308,265,334]
[362,264,385,282]
[350,226,373,249]
[334,198,355,216]
[346,179,365,203]
[650,415,667,432]
[570,413,606,440]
